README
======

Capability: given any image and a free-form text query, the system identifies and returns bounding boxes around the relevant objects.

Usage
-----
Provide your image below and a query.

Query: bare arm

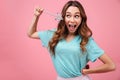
[82,53,116,74]
[27,7,43,39]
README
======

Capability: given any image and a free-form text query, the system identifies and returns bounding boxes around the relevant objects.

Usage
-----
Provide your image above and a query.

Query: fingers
[34,6,44,17]
[81,64,90,75]
[35,8,44,12]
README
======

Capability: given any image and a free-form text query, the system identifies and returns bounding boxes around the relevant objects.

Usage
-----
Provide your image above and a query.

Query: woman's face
[65,6,82,35]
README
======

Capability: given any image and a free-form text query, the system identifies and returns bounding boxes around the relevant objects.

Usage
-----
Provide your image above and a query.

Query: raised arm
[27,7,43,39]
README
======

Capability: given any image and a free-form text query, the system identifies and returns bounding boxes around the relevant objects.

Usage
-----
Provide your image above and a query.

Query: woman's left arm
[82,53,116,74]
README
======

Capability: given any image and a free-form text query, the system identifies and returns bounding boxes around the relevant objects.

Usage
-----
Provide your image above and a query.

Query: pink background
[0,0,120,80]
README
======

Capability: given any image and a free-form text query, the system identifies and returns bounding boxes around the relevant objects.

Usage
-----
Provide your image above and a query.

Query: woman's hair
[49,0,92,55]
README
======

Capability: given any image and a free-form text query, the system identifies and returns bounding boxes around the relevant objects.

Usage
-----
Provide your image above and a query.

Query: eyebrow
[66,12,80,14]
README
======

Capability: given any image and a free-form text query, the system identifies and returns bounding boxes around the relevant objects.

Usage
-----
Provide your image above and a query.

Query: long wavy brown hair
[49,0,92,55]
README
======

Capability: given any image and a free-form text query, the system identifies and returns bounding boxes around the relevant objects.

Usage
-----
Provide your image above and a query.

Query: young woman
[27,0,115,80]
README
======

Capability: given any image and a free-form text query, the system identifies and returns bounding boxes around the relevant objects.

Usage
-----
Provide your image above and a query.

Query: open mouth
[69,24,77,28]
[68,24,77,30]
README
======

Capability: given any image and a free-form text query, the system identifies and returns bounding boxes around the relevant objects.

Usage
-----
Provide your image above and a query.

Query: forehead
[66,6,80,14]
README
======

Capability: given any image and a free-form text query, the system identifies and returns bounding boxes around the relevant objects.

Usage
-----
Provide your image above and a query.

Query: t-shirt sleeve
[38,28,56,47]
[86,37,104,62]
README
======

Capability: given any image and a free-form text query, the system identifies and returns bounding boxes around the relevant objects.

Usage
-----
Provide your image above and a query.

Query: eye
[74,15,80,19]
[66,15,71,18]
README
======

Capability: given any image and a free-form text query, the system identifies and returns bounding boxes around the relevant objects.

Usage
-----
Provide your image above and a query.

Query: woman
[27,0,115,80]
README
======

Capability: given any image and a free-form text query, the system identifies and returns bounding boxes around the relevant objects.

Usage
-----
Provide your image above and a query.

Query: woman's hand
[82,68,89,75]
[81,64,90,75]
[34,7,44,17]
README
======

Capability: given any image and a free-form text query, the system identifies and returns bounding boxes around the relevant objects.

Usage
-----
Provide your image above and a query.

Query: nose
[70,17,75,22]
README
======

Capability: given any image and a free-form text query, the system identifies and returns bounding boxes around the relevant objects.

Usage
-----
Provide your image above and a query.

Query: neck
[67,33,76,37]
[67,34,76,39]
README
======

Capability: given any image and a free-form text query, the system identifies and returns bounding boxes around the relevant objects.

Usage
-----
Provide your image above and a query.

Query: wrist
[33,13,40,18]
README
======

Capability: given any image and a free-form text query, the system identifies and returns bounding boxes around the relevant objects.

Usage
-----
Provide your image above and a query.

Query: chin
[69,31,76,34]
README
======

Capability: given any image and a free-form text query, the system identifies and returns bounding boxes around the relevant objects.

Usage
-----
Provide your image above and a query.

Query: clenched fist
[34,7,44,17]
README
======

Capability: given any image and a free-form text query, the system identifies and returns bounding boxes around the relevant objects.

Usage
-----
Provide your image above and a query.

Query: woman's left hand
[82,64,90,75]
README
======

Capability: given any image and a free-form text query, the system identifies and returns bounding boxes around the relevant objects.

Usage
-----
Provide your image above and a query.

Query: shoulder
[88,37,94,43]
[38,28,57,39]
[85,37,95,47]
[47,28,57,36]
[38,28,57,35]
[48,28,57,32]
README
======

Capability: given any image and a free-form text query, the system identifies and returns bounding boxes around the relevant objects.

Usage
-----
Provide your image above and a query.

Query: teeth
[69,24,76,28]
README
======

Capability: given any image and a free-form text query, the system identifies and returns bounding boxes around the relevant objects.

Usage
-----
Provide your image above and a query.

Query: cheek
[65,18,69,25]
[65,17,69,21]
[78,19,82,25]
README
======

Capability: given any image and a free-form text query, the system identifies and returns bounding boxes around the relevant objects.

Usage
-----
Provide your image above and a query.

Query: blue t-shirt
[38,29,104,78]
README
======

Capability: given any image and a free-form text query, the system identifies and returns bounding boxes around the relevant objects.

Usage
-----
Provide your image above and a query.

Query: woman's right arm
[27,7,43,39]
